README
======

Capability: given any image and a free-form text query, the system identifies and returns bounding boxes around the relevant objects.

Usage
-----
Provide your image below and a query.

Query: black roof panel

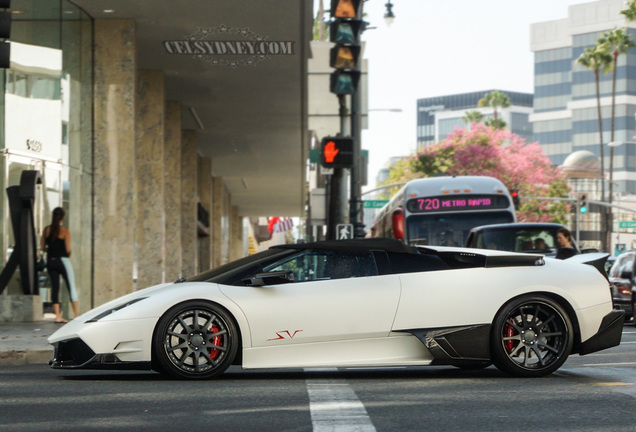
[271,238,417,254]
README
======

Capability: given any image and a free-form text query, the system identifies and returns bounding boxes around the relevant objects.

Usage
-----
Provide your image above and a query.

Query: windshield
[186,248,291,283]
[406,211,514,246]
[475,228,559,253]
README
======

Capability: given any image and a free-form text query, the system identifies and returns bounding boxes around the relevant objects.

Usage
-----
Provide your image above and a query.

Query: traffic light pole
[349,72,364,237]
[349,4,364,238]
[327,96,350,240]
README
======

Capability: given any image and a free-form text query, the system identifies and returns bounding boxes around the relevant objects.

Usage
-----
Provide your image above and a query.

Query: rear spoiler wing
[566,253,609,281]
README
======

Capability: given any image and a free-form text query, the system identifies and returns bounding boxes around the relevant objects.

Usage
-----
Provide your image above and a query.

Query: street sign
[363,200,389,209]
[619,221,636,229]
[336,223,353,240]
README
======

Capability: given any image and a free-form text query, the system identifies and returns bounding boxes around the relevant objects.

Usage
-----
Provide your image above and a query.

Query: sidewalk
[0,313,58,366]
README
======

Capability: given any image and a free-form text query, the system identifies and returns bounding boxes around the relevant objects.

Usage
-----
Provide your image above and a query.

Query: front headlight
[86,297,148,322]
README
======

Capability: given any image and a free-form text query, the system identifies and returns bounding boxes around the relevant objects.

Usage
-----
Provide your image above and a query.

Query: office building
[531,0,636,194]
[416,90,533,152]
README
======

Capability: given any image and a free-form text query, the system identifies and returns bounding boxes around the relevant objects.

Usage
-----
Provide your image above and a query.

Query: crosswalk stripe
[306,369,376,432]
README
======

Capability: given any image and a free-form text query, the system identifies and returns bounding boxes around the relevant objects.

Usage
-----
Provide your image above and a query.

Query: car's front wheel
[153,300,238,379]
[491,295,573,377]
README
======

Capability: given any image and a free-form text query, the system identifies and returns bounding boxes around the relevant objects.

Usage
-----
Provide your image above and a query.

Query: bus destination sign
[406,194,510,213]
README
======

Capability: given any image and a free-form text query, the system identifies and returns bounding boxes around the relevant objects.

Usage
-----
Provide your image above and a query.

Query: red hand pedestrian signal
[320,136,353,168]
[323,140,340,163]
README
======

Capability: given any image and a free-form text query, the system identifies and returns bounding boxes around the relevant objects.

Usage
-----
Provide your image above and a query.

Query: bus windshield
[406,211,515,246]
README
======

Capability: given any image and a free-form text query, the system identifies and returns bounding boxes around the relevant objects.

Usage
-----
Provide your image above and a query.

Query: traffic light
[579,194,588,214]
[321,137,354,168]
[510,189,520,210]
[0,0,10,68]
[329,0,362,95]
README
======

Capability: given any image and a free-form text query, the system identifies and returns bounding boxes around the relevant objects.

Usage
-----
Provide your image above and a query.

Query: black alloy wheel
[491,295,573,377]
[153,301,238,379]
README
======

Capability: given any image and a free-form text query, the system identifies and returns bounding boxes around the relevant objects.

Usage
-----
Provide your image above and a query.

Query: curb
[0,349,52,366]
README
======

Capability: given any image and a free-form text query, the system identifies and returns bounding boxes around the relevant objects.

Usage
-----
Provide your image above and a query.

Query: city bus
[370,176,517,246]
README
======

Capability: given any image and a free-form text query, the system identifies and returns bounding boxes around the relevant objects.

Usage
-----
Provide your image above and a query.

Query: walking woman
[40,207,79,322]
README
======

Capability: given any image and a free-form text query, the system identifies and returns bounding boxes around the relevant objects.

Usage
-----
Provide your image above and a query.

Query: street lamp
[384,1,395,26]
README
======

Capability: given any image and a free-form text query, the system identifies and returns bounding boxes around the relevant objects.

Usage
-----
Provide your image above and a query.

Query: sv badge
[267,330,303,341]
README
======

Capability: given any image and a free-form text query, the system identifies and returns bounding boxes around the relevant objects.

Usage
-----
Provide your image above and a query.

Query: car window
[262,250,377,282]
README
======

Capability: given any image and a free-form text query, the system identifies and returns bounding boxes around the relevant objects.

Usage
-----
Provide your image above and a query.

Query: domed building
[561,151,602,180]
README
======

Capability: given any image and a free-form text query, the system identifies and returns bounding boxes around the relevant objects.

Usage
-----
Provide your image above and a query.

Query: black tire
[491,295,573,377]
[152,300,238,379]
[632,297,636,327]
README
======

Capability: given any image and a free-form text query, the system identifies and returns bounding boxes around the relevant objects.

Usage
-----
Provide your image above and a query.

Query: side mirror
[243,270,295,286]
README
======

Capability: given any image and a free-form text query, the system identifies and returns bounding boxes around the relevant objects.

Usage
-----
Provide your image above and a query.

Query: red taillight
[392,209,404,240]
[616,284,631,296]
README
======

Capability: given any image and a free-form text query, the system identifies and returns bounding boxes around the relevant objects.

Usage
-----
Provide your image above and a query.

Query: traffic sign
[619,221,636,229]
[363,200,389,209]
[336,223,353,240]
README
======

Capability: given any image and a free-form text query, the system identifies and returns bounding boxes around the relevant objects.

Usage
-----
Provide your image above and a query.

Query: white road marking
[306,369,376,432]
[580,362,636,367]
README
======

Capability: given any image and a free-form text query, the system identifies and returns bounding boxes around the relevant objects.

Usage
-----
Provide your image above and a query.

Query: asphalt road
[1,326,635,432]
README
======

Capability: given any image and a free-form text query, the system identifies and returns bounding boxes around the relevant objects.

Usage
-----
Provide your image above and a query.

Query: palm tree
[597,28,634,250]
[576,44,612,251]
[621,1,636,22]
[462,110,484,129]
[478,90,511,125]
[484,117,507,130]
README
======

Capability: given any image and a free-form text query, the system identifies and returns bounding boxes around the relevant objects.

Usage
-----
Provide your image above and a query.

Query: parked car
[48,238,622,379]
[607,251,636,323]
[465,222,580,257]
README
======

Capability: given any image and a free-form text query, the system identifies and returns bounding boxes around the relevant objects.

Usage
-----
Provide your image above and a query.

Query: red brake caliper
[209,324,223,360]
[504,321,515,353]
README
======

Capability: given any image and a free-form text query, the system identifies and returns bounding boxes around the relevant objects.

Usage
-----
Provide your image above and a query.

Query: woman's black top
[556,247,576,260]
[46,235,68,258]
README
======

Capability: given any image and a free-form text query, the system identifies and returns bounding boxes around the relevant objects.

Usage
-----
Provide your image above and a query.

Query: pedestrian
[555,228,577,260]
[40,207,79,323]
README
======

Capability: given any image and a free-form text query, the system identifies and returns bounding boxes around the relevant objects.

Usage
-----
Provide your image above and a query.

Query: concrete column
[181,130,198,277]
[164,101,182,281]
[198,156,212,272]
[63,19,92,312]
[93,19,136,306]
[136,70,165,288]
[230,206,242,261]
[212,176,224,269]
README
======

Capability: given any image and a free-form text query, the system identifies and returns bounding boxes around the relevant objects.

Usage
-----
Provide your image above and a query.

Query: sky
[348,0,595,190]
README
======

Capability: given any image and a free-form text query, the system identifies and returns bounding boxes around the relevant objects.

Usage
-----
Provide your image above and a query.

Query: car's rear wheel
[153,300,238,379]
[491,295,573,377]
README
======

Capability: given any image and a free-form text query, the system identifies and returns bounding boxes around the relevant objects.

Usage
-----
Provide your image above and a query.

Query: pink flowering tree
[383,124,571,223]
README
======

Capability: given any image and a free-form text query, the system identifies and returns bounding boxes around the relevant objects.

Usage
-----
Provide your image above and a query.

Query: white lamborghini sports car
[49,239,624,379]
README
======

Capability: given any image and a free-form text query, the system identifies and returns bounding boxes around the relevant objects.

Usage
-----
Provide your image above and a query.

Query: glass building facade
[0,0,93,307]
[416,90,534,152]
[531,5,636,194]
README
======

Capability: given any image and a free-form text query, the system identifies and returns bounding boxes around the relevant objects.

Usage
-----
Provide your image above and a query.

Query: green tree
[462,110,484,127]
[621,1,636,21]
[381,125,571,223]
[484,117,507,130]
[575,45,612,207]
[597,28,634,250]
[477,90,511,127]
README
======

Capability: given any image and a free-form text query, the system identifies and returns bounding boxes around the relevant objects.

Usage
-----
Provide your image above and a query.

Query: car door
[219,249,401,348]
